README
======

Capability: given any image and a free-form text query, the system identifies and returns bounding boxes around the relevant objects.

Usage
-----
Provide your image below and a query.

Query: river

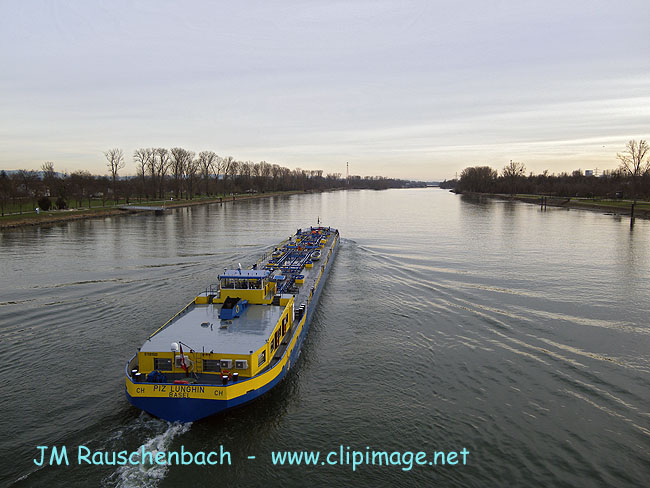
[0,189,648,487]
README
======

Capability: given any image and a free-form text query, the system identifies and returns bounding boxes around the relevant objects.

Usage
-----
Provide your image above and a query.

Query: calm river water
[0,189,648,487]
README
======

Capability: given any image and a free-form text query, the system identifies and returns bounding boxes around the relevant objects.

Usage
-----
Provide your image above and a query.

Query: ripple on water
[1,190,649,487]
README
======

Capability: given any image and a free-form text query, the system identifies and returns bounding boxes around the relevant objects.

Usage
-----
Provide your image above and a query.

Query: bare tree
[292,168,307,190]
[279,166,291,189]
[155,148,171,198]
[41,161,55,176]
[459,166,498,193]
[15,170,40,210]
[259,161,272,192]
[502,160,526,195]
[170,147,184,198]
[185,156,199,198]
[222,157,237,192]
[617,139,650,205]
[251,162,261,191]
[270,164,281,191]
[239,161,252,190]
[96,175,110,206]
[170,147,194,199]
[197,151,218,195]
[41,161,57,198]
[134,148,152,201]
[104,148,125,203]
[147,148,157,198]
[68,170,92,208]
[214,156,224,194]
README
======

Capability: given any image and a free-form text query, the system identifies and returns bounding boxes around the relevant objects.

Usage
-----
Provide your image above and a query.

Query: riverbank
[458,192,650,220]
[0,190,313,229]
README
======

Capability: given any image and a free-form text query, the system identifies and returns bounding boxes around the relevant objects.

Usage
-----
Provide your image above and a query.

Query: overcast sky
[1,0,649,180]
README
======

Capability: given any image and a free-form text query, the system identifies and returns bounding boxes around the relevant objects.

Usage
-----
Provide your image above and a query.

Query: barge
[125,226,339,422]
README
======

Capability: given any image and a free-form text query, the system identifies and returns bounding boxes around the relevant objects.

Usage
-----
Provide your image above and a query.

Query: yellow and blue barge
[125,226,339,422]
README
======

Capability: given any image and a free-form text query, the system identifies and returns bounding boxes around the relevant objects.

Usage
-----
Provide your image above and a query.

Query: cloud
[1,1,649,178]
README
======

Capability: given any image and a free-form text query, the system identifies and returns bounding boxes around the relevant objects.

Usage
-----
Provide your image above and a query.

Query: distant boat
[118,205,166,215]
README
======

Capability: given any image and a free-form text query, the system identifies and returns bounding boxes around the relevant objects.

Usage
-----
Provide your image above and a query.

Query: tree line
[0,148,413,215]
[449,140,650,201]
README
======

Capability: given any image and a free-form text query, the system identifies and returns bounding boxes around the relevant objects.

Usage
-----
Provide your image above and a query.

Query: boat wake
[102,414,192,488]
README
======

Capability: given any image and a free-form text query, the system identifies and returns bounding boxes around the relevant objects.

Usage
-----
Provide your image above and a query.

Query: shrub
[37,197,52,211]
[55,196,67,210]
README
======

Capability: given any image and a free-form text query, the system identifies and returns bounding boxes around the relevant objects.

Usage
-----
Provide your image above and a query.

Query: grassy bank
[0,190,308,229]
[465,193,650,219]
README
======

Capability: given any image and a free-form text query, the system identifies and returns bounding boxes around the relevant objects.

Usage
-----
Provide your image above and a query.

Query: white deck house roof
[142,303,284,355]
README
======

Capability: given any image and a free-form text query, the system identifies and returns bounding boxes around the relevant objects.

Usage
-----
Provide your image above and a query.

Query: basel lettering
[167,385,206,398]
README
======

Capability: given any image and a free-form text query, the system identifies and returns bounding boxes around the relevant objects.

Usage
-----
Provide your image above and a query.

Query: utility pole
[346,162,349,186]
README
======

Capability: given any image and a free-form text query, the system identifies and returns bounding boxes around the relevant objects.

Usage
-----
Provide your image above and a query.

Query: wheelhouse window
[219,270,269,292]
[154,358,172,371]
[221,279,235,289]
[203,359,221,372]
